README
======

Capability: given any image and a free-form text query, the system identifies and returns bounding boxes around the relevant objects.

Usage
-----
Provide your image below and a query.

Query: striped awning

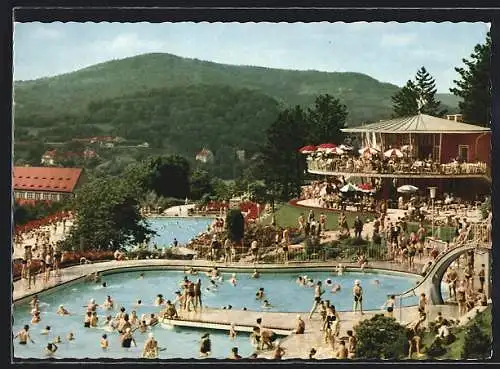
[342,114,490,134]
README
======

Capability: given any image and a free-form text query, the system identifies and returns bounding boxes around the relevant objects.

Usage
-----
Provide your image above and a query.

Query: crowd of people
[307,149,487,176]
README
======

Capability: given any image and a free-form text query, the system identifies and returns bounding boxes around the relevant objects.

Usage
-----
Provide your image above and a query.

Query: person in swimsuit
[15,325,35,345]
[347,330,357,358]
[228,347,242,360]
[309,348,317,359]
[67,332,75,341]
[56,305,70,316]
[251,269,260,279]
[100,334,109,350]
[31,311,41,324]
[199,333,211,357]
[45,343,58,356]
[335,340,348,359]
[121,327,137,348]
[478,264,486,292]
[308,281,324,319]
[353,280,364,314]
[83,311,93,328]
[142,332,159,359]
[229,323,237,340]
[295,315,305,334]
[383,295,396,318]
[456,280,467,316]
[256,288,265,300]
[272,341,286,360]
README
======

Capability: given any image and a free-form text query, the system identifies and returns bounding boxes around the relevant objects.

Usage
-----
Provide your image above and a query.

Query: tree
[226,208,245,244]
[189,169,214,200]
[392,68,445,117]
[307,94,348,145]
[259,105,308,200]
[149,155,191,199]
[354,314,408,360]
[450,32,491,126]
[392,80,419,117]
[62,176,155,251]
[415,67,446,116]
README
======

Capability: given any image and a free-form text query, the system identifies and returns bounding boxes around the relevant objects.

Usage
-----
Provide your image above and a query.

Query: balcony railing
[307,159,489,177]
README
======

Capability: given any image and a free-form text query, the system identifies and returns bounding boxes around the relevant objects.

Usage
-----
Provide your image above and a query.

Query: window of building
[34,192,41,200]
[26,192,34,199]
[51,193,59,201]
[458,145,469,162]
[42,192,51,200]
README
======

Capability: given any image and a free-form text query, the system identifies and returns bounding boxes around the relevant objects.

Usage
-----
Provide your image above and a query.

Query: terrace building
[306,113,491,199]
[13,166,85,203]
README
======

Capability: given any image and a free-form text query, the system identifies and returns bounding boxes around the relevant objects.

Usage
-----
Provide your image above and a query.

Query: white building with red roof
[13,166,85,202]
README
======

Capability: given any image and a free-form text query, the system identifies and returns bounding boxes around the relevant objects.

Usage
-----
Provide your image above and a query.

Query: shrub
[426,337,447,359]
[354,314,408,360]
[461,323,491,360]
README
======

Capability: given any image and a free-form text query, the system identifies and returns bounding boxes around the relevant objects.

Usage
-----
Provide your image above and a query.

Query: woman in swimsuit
[383,295,396,318]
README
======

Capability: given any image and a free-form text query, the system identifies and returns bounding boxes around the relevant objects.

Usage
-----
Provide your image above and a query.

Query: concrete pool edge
[13,259,421,306]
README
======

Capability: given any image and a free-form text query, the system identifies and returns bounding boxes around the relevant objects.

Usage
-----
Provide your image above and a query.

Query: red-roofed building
[13,166,85,202]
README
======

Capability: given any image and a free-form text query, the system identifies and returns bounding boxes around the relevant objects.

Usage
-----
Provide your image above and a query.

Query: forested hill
[16,52,448,124]
[14,52,459,159]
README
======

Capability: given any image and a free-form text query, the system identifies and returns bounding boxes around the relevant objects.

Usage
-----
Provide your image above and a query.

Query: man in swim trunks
[200,333,211,357]
[15,325,35,345]
[142,332,159,359]
[308,281,324,319]
[353,280,364,314]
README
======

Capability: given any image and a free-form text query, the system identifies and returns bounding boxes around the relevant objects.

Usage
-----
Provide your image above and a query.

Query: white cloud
[380,33,416,47]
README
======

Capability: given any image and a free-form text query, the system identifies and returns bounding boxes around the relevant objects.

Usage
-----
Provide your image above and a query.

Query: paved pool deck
[13,258,465,360]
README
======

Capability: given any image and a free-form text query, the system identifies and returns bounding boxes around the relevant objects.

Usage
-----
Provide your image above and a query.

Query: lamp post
[428,187,437,238]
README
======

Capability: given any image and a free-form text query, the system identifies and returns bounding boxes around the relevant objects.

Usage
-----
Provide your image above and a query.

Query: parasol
[358,146,379,156]
[397,185,419,194]
[317,143,337,151]
[384,148,404,158]
[339,183,358,193]
[298,145,317,154]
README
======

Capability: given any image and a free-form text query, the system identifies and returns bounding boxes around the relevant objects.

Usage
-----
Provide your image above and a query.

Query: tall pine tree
[307,94,348,144]
[450,32,491,126]
[392,68,445,117]
[391,80,419,117]
[259,106,308,200]
[415,66,446,116]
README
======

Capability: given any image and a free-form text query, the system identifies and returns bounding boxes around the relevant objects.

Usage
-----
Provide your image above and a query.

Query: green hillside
[13,52,459,163]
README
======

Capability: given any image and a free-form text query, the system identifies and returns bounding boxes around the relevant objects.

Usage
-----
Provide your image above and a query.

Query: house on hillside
[195,148,215,164]
[41,150,57,166]
[13,166,85,203]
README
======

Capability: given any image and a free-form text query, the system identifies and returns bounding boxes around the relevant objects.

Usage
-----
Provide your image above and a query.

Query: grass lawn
[419,306,492,360]
[261,202,375,230]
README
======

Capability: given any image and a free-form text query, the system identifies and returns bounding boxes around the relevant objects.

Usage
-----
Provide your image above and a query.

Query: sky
[13,22,490,92]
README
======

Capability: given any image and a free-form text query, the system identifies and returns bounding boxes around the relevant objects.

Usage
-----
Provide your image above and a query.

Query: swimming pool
[147,217,213,247]
[13,269,419,359]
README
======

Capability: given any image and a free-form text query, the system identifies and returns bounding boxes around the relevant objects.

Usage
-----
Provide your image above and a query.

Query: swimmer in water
[41,326,51,335]
[56,304,70,316]
[135,299,142,307]
[67,332,75,341]
[325,278,333,286]
[103,295,114,310]
[15,325,35,344]
[296,276,303,285]
[372,279,380,286]
[53,335,61,344]
[102,282,107,288]
[229,273,237,286]
[337,264,344,276]
[256,288,265,300]
[138,273,145,279]
[155,294,165,306]
[45,343,58,356]
[331,283,341,293]
[252,269,260,279]
[100,334,109,349]
[262,300,273,309]
[31,311,41,324]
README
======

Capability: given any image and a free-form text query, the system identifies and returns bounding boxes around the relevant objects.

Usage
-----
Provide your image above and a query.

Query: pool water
[147,217,213,247]
[13,270,419,359]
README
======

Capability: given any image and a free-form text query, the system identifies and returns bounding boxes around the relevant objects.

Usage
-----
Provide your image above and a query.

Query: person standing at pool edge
[309,281,324,319]
[353,280,364,315]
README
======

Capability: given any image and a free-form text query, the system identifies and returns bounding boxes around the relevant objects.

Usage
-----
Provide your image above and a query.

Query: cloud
[380,33,416,47]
